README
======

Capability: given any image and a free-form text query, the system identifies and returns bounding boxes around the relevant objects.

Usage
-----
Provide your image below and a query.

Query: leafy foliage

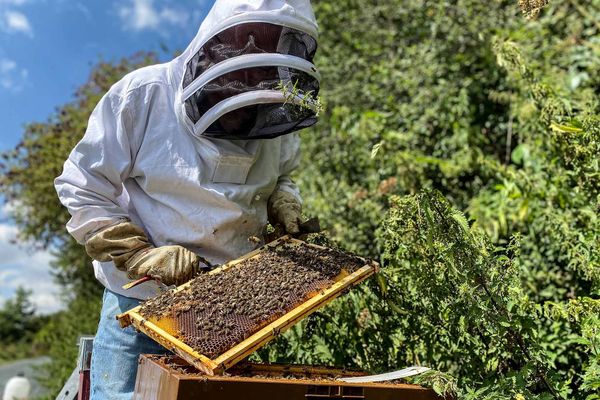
[257,0,600,398]
[378,191,567,397]
[33,297,102,398]
[0,287,37,343]
[0,288,48,363]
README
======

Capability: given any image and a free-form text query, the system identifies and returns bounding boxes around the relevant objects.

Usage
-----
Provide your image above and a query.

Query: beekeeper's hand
[268,190,302,235]
[85,221,200,286]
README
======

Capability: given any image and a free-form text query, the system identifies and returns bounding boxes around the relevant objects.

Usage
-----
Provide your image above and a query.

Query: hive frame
[117,236,379,375]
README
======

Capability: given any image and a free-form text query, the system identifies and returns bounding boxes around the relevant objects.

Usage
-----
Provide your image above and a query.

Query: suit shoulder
[107,63,172,98]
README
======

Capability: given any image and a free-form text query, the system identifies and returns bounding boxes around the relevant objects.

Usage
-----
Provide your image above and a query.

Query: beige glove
[268,190,302,235]
[85,221,200,286]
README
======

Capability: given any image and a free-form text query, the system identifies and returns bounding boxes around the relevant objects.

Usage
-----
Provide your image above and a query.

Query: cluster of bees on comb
[140,241,367,358]
[518,0,550,19]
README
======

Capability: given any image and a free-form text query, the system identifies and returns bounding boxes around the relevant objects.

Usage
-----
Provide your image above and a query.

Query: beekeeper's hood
[171,0,320,141]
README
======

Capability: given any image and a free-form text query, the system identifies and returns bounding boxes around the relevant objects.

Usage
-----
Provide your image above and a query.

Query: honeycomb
[173,277,334,358]
[140,240,366,359]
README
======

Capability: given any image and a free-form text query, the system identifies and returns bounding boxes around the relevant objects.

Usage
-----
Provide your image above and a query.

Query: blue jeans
[90,289,168,400]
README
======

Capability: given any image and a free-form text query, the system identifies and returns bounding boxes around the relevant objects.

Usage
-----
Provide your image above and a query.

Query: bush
[257,1,600,398]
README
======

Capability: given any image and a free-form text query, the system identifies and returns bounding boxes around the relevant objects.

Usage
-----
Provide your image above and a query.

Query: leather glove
[85,221,200,286]
[268,190,302,235]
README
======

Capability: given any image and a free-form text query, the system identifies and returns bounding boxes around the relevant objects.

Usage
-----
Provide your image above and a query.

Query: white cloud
[118,0,189,32]
[0,216,62,315]
[2,271,63,314]
[0,57,28,92]
[0,0,33,37]
[0,0,29,5]
[159,7,188,25]
[119,0,158,30]
[0,269,18,282]
[0,58,16,73]
[3,10,33,36]
[1,200,20,216]
[0,222,18,241]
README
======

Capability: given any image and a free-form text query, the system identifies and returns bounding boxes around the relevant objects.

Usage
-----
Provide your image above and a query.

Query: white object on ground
[2,375,31,400]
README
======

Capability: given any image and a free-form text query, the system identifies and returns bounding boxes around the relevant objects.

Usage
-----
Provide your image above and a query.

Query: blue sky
[0,0,215,313]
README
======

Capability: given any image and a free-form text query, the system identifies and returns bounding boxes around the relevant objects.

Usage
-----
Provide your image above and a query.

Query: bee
[248,236,261,244]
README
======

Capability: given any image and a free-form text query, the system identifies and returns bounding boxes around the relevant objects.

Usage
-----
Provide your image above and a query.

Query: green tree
[0,287,37,343]
[0,287,49,363]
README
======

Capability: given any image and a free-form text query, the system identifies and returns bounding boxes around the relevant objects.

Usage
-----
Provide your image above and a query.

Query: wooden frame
[117,237,379,376]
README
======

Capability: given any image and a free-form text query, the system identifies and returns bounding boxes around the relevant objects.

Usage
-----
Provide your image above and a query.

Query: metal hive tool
[117,237,379,375]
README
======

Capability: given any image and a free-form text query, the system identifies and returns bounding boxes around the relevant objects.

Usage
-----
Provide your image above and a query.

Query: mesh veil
[182,23,320,140]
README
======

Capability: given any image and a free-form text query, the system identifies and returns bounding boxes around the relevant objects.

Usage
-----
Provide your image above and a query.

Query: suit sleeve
[275,132,302,203]
[54,91,138,244]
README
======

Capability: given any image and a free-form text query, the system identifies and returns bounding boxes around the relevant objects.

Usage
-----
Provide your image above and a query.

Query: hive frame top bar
[117,236,379,375]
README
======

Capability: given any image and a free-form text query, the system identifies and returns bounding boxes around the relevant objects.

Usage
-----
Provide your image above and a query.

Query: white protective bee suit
[55,0,320,301]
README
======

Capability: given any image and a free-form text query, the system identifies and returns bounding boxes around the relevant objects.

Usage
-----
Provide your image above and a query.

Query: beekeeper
[54,0,320,398]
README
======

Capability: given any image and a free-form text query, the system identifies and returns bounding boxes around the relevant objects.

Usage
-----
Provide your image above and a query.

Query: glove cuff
[85,221,153,271]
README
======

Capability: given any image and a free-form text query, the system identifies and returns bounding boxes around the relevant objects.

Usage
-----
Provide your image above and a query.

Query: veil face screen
[183,23,318,90]
[182,23,320,140]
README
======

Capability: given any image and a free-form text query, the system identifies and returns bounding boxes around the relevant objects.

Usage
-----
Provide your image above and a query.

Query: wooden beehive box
[133,355,443,400]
